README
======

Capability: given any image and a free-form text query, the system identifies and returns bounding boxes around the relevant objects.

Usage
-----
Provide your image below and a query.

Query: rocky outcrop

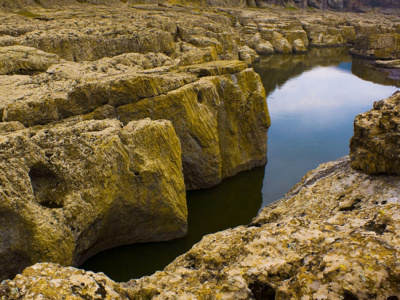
[1,1,400,294]
[0,4,399,64]
[3,156,400,299]
[0,46,61,75]
[255,0,400,12]
[0,58,270,190]
[0,118,187,280]
[0,4,274,281]
[350,91,400,175]
[0,263,127,300]
[123,156,400,299]
[350,34,400,60]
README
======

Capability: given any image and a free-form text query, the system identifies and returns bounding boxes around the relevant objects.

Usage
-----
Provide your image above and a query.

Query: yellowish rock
[0,118,187,280]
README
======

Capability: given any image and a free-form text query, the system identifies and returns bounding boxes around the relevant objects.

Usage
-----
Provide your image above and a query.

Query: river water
[81,47,399,282]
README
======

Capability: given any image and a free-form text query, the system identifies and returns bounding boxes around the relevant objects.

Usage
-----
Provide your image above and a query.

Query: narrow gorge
[0,1,399,299]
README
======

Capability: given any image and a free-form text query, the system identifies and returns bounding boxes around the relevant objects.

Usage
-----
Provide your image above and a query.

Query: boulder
[0,118,187,280]
[271,32,292,54]
[255,41,275,55]
[292,38,307,53]
[238,45,259,64]
[350,91,400,174]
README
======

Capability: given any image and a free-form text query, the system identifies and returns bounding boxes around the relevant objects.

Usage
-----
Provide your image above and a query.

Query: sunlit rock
[0,46,61,75]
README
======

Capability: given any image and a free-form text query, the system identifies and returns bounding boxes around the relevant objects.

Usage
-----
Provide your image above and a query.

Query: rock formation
[350,34,400,60]
[2,156,400,299]
[122,157,400,299]
[0,2,274,281]
[0,118,187,280]
[0,263,127,300]
[0,58,270,190]
[350,91,400,175]
[0,0,400,295]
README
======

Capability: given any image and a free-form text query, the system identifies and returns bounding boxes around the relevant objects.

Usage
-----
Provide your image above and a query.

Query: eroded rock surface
[0,4,399,63]
[0,1,399,294]
[350,91,400,175]
[0,118,187,280]
[350,34,400,60]
[0,263,127,300]
[0,45,61,75]
[0,59,270,190]
[122,157,400,299]
[2,157,400,299]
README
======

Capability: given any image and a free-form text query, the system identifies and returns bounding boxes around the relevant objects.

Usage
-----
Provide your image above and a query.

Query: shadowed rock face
[0,118,187,280]
[350,91,400,175]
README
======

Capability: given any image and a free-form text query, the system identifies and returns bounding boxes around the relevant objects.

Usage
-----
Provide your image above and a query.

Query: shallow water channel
[81,47,399,282]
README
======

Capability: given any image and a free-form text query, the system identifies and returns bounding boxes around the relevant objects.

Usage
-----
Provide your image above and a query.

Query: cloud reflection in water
[262,65,397,207]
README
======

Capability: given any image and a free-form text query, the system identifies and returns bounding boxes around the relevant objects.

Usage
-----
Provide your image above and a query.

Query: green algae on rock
[0,118,187,281]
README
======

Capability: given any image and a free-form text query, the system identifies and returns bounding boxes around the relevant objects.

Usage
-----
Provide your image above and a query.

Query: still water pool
[81,47,399,281]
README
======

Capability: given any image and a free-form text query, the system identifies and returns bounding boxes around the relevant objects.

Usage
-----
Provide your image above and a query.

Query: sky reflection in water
[261,63,397,206]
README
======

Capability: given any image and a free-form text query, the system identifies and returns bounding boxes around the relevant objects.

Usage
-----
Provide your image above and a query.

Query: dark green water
[81,166,265,281]
[81,47,399,281]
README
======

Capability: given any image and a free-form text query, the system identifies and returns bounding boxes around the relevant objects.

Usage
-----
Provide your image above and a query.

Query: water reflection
[254,47,352,95]
[254,51,398,207]
[352,58,400,88]
[81,166,264,282]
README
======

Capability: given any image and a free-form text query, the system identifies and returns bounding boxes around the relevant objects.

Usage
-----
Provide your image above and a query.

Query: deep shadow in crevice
[364,221,387,235]
[249,281,276,300]
[343,290,359,300]
[29,163,63,209]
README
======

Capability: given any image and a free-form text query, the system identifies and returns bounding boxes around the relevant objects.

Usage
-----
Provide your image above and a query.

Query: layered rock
[0,4,399,64]
[350,91,400,175]
[350,34,400,60]
[0,118,187,280]
[3,156,400,299]
[0,58,270,189]
[0,45,61,75]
